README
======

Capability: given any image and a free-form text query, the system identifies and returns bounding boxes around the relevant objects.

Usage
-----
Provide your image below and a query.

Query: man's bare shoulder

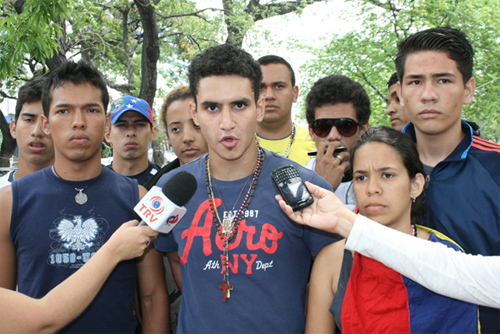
[0,185,13,225]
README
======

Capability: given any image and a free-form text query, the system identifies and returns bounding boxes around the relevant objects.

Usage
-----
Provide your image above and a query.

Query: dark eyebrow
[200,101,220,108]
[168,121,181,127]
[84,103,102,109]
[404,74,425,80]
[353,166,395,174]
[20,112,37,118]
[54,103,72,108]
[261,80,287,87]
[54,103,102,109]
[404,72,455,80]
[432,72,455,78]
[232,98,250,105]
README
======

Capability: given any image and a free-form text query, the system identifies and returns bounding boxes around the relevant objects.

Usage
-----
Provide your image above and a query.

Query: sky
[1,0,360,121]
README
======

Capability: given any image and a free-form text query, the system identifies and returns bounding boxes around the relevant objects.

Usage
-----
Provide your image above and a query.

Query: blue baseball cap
[110,96,153,125]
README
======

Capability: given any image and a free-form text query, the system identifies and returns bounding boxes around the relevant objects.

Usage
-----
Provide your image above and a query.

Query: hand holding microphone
[103,220,159,260]
[135,171,197,234]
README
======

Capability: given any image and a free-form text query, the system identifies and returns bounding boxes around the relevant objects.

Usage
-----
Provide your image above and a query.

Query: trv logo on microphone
[134,186,187,233]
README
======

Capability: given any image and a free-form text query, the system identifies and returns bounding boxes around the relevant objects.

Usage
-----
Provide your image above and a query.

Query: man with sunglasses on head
[304,75,371,211]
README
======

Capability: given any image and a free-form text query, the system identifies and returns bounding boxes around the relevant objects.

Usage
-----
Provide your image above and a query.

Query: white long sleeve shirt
[345,215,500,308]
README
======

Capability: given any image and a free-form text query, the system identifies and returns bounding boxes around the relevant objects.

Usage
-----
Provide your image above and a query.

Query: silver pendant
[75,190,88,205]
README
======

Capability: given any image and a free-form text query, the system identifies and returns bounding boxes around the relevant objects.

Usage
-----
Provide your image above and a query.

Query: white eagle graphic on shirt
[57,215,99,251]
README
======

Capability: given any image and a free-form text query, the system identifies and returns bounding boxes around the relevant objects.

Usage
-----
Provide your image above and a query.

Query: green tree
[1,0,324,165]
[0,0,223,165]
[223,0,323,47]
[298,0,500,141]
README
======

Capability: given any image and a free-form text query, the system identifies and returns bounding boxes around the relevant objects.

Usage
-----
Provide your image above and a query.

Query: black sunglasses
[311,118,359,138]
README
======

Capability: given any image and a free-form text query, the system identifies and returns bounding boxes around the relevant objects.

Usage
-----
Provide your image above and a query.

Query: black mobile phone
[307,146,347,157]
[272,165,314,211]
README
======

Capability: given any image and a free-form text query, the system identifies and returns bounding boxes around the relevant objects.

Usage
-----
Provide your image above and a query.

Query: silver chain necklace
[52,165,103,205]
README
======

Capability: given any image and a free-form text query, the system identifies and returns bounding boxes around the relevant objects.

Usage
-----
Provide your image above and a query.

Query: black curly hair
[188,44,262,104]
[305,74,371,126]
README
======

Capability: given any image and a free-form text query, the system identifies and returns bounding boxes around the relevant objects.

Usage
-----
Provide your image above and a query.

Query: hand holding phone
[272,165,314,211]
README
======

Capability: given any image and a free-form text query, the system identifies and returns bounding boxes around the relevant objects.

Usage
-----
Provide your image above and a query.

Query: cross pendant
[218,279,233,302]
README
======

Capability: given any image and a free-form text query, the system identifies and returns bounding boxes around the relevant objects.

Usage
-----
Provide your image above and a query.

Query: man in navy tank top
[0,60,169,333]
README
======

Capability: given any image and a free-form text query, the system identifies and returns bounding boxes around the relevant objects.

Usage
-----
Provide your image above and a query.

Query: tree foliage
[298,0,500,141]
[0,0,68,81]
[0,0,224,164]
[1,0,320,164]
[223,0,322,47]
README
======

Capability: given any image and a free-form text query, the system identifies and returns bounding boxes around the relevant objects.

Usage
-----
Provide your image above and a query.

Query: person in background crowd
[395,27,500,332]
[386,72,481,136]
[105,95,160,186]
[304,75,370,211]
[144,87,208,190]
[3,78,54,183]
[256,55,315,166]
[385,72,409,132]
[143,86,209,333]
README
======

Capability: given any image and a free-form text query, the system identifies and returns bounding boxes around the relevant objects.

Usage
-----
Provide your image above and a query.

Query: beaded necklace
[205,147,264,302]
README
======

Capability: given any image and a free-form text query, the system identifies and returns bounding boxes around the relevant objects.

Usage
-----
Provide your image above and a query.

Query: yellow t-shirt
[256,124,316,166]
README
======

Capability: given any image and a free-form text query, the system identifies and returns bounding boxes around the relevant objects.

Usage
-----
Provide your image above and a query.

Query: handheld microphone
[135,171,197,233]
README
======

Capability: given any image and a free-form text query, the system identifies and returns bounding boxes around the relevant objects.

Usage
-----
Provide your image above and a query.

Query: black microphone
[135,171,197,233]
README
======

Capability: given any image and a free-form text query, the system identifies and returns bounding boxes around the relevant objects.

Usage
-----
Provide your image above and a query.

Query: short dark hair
[387,72,399,89]
[160,86,192,131]
[188,44,262,104]
[257,55,296,87]
[305,74,371,126]
[42,60,109,118]
[15,78,44,123]
[351,126,425,226]
[395,27,474,87]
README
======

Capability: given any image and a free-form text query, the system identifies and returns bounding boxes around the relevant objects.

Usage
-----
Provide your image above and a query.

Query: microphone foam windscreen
[162,171,198,207]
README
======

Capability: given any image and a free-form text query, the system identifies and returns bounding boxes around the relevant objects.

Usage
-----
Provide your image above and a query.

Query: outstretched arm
[0,220,158,334]
[346,215,500,309]
[278,185,500,309]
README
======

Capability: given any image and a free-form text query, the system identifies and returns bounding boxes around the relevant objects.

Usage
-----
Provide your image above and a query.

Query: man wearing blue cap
[105,96,160,185]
